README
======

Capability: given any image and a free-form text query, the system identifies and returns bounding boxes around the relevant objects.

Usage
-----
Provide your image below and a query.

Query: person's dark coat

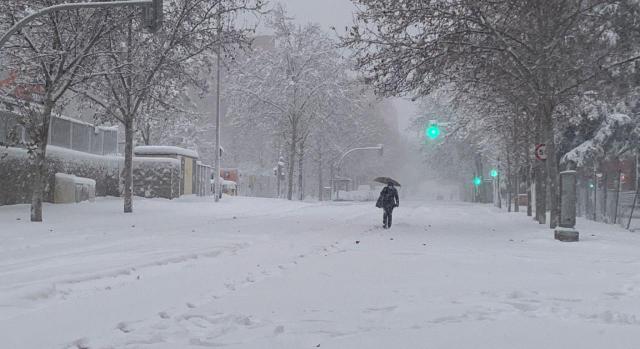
[379,185,399,208]
[378,184,399,229]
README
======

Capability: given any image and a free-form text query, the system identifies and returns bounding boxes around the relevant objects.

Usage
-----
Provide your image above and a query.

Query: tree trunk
[276,165,281,199]
[287,125,297,201]
[329,164,334,201]
[506,150,512,212]
[123,19,135,213]
[123,118,134,213]
[543,105,559,229]
[534,112,547,224]
[475,154,485,203]
[602,171,608,222]
[30,100,53,222]
[536,163,547,224]
[527,164,533,217]
[30,146,47,222]
[512,113,519,212]
[317,146,323,201]
[143,124,151,145]
[514,168,520,212]
[298,142,304,201]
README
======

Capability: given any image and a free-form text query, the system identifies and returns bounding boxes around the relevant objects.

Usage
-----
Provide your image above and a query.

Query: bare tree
[0,1,122,221]
[345,0,640,228]
[77,0,261,213]
[226,9,353,200]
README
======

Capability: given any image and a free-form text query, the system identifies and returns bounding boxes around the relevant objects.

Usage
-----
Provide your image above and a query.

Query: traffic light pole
[0,0,158,50]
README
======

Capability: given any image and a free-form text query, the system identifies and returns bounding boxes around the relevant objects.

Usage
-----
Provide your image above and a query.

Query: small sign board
[535,144,547,161]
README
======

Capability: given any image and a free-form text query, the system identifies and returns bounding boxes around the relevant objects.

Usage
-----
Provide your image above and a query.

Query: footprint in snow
[71,338,90,349]
[364,305,398,313]
[274,325,285,334]
[116,321,134,333]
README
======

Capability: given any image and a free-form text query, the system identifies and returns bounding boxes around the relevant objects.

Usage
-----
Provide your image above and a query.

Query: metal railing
[0,111,118,155]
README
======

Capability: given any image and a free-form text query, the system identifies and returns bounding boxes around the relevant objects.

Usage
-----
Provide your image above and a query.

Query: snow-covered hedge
[133,157,181,199]
[0,146,181,205]
[336,190,378,202]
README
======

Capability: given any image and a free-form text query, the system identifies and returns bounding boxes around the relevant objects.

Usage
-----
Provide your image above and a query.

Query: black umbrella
[373,177,401,187]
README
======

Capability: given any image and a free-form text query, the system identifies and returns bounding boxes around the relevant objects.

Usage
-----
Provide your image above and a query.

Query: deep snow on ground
[1,196,640,349]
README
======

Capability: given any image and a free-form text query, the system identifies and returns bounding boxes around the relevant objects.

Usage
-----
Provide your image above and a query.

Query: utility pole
[214,9,222,202]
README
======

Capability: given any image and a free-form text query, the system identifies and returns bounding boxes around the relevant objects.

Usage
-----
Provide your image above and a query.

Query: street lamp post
[213,10,222,202]
[332,144,384,200]
[0,0,162,50]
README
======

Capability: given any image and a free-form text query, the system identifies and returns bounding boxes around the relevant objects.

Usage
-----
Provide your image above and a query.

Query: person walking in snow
[377,181,399,229]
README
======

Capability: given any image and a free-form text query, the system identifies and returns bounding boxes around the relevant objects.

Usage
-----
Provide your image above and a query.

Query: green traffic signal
[490,169,498,178]
[473,176,482,186]
[425,123,441,140]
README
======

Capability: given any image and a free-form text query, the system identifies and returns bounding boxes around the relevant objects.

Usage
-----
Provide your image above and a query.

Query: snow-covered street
[2,197,640,348]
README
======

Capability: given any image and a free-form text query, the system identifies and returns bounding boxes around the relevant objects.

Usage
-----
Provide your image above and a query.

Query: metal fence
[0,110,117,155]
[578,185,640,231]
[195,161,212,197]
[239,174,277,198]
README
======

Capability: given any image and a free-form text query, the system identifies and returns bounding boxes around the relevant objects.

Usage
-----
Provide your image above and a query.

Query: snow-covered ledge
[134,146,199,159]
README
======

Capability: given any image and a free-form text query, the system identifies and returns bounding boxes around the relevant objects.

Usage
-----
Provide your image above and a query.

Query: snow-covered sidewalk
[1,197,640,348]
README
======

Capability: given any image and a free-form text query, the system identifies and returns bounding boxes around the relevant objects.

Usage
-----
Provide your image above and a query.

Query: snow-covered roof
[135,146,199,159]
[53,114,97,127]
[55,173,97,186]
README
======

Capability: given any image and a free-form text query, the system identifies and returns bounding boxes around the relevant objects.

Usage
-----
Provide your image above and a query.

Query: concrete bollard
[555,170,579,242]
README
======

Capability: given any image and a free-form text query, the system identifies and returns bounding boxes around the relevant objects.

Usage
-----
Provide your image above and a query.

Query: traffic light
[143,0,163,33]
[473,176,482,187]
[490,169,499,178]
[425,122,441,140]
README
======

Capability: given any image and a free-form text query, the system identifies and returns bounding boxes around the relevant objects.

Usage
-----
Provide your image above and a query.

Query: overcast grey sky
[277,0,357,32]
[272,0,419,135]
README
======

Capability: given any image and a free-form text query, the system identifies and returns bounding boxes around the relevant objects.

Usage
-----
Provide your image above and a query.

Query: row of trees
[345,0,640,228]
[0,0,262,221]
[1,1,398,220]
[223,8,397,201]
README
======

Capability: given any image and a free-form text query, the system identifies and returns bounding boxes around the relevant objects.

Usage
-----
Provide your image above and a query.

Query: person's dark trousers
[383,207,394,228]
